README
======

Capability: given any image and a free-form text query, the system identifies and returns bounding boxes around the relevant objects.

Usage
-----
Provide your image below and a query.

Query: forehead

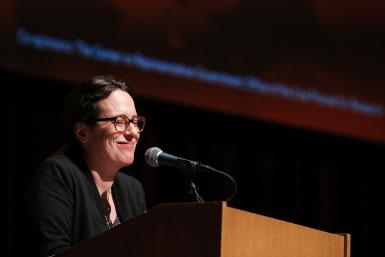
[97,89,137,117]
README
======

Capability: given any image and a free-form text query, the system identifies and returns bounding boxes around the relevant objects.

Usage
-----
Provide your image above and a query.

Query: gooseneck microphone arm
[196,162,238,202]
[145,147,238,202]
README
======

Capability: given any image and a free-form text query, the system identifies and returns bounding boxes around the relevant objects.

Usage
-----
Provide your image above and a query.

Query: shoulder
[40,154,76,169]
[37,154,83,176]
[31,153,85,190]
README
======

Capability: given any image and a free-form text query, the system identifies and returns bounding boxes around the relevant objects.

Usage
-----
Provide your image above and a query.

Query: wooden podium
[61,202,350,257]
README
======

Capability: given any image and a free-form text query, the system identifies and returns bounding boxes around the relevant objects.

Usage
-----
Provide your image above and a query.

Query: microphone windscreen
[144,147,163,167]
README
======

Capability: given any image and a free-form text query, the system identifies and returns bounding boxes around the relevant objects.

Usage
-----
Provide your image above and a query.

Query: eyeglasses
[94,115,145,133]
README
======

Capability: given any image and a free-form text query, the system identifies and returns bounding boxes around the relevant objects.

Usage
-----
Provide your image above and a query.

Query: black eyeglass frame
[93,115,145,132]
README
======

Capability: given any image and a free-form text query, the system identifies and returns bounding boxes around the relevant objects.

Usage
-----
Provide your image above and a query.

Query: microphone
[144,147,238,202]
[145,147,216,174]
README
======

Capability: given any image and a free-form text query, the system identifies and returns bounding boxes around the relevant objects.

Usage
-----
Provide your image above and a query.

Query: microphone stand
[187,162,204,203]
[189,181,204,203]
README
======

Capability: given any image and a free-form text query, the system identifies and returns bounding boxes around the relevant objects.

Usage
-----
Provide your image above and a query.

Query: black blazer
[25,154,146,257]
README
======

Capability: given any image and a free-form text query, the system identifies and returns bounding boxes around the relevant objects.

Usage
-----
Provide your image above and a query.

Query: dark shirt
[25,153,146,257]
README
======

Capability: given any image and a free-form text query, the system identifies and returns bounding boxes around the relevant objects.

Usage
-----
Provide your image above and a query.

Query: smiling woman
[76,88,142,171]
[24,76,147,257]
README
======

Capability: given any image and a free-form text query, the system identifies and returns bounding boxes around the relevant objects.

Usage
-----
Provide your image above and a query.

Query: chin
[114,150,135,164]
[122,156,134,165]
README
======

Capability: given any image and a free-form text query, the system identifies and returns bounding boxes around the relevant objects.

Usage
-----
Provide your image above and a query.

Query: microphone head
[144,147,163,167]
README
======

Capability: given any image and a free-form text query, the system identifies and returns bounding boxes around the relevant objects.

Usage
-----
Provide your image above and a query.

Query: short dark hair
[61,75,133,148]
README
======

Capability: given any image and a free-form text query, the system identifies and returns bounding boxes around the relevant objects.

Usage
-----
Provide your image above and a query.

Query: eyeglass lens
[114,116,145,132]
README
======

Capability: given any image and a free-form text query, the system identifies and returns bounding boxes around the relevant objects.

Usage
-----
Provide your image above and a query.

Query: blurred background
[2,0,384,256]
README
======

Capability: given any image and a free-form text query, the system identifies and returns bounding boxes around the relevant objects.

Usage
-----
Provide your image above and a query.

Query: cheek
[105,129,120,141]
[98,132,119,151]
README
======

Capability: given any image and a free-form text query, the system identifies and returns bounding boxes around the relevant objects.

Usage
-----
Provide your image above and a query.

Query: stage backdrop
[1,0,384,143]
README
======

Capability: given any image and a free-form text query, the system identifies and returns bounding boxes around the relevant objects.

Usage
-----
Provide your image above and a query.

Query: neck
[83,152,119,195]
[91,169,115,195]
[83,148,122,176]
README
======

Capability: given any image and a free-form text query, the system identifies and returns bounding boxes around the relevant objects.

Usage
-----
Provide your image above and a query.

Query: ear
[74,122,90,144]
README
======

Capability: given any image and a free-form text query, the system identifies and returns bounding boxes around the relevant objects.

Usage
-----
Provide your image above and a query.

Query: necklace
[102,189,112,216]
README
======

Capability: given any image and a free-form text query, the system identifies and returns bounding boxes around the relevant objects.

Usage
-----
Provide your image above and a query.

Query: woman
[26,76,147,257]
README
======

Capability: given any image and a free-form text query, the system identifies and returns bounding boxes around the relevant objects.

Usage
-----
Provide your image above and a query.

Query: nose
[123,128,140,143]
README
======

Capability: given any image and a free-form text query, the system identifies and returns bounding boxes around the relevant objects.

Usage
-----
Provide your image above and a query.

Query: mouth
[116,136,137,146]
[117,141,128,144]
[116,140,136,146]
